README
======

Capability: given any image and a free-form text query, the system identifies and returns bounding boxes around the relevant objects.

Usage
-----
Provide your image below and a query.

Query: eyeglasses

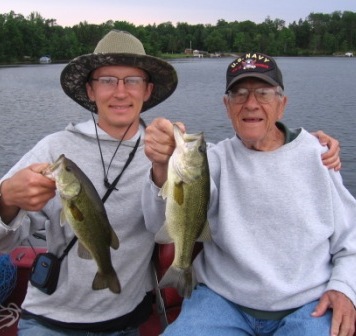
[90,76,148,90]
[227,87,282,104]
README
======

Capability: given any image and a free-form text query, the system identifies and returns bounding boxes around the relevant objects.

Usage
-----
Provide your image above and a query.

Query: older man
[143,53,356,336]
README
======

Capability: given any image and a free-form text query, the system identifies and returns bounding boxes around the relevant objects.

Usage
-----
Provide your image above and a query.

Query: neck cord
[91,114,134,189]
[101,135,140,198]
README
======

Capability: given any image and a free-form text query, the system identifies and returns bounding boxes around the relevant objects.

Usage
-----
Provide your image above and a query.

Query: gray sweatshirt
[0,120,155,324]
[143,128,356,311]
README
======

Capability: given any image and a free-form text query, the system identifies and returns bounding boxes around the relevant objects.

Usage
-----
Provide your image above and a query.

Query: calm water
[1,57,356,196]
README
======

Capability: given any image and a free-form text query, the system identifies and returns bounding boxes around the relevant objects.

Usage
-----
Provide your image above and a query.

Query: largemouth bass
[155,124,211,298]
[43,154,121,294]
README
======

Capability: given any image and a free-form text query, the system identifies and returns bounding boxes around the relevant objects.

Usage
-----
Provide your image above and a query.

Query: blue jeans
[163,284,331,336]
[18,318,140,336]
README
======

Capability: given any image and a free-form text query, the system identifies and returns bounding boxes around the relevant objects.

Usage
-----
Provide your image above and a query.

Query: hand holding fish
[145,118,185,187]
[0,163,56,223]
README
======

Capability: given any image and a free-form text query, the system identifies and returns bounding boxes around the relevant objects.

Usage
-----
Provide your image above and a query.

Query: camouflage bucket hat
[60,30,178,113]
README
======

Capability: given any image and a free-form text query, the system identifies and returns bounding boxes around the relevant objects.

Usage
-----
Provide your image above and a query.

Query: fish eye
[65,166,72,172]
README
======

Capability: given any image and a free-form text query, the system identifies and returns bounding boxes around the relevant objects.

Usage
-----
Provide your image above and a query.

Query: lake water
[1,57,356,196]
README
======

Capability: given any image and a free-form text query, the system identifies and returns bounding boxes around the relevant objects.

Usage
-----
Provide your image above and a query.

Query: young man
[0,30,177,335]
[143,53,356,336]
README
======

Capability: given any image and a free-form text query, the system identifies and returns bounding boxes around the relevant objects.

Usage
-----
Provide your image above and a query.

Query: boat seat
[0,246,47,335]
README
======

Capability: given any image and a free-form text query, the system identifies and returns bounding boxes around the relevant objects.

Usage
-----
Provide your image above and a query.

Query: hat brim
[60,53,178,113]
[225,73,281,93]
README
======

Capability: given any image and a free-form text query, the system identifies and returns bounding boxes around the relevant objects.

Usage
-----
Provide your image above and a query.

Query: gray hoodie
[0,120,155,324]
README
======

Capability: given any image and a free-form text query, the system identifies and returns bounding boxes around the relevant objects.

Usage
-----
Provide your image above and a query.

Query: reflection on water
[1,57,356,196]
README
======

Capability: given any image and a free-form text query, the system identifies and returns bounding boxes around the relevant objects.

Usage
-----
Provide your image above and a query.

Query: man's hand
[313,130,341,171]
[312,290,355,336]
[145,118,184,187]
[0,163,56,223]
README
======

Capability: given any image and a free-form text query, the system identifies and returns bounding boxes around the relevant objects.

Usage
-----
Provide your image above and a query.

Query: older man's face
[224,78,287,151]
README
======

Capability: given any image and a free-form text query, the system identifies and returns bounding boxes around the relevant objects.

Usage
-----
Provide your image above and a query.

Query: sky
[2,0,356,27]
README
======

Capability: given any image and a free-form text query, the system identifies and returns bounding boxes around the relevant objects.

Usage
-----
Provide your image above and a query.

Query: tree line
[1,10,355,64]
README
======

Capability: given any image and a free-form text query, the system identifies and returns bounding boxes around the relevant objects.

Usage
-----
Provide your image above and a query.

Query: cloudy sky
[3,0,356,27]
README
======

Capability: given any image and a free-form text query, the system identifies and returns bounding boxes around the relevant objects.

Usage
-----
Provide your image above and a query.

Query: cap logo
[229,53,273,74]
[242,59,256,70]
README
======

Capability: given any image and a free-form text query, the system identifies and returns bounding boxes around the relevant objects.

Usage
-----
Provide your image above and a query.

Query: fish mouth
[42,154,66,180]
[173,124,204,146]
[183,132,203,141]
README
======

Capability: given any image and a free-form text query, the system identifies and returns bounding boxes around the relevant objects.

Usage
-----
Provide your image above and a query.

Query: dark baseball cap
[225,52,284,93]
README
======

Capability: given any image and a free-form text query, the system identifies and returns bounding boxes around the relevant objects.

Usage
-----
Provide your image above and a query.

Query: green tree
[289,19,312,54]
[156,22,176,53]
[2,12,26,62]
[1,9,355,64]
[232,21,258,52]
[204,29,228,52]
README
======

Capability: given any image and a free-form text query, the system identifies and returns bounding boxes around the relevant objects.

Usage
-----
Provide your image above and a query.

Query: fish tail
[92,270,121,294]
[159,265,196,298]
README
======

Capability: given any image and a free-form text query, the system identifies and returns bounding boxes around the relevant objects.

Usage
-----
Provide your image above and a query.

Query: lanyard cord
[101,135,140,200]
[91,113,133,189]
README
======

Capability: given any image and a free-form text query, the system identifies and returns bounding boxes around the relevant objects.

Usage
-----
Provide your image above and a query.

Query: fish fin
[159,181,169,199]
[159,265,196,298]
[197,221,212,242]
[69,202,84,221]
[154,223,174,244]
[77,242,92,259]
[92,270,121,294]
[173,181,184,205]
[110,227,120,250]
[59,210,67,227]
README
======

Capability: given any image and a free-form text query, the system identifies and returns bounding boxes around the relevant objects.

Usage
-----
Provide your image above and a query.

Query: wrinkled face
[224,78,287,151]
[86,65,153,139]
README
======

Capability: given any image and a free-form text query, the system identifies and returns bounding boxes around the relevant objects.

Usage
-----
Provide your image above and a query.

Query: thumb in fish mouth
[172,122,186,134]
[28,163,56,182]
[28,162,51,175]
[41,167,57,181]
